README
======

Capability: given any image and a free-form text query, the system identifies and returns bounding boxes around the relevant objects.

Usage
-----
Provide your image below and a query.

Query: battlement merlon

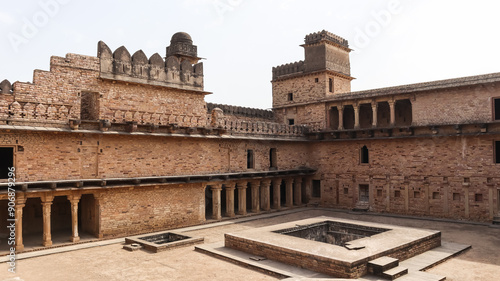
[98,32,208,94]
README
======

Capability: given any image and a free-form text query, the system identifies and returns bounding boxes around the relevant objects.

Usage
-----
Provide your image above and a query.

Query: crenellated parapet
[207,103,273,120]
[272,61,305,80]
[304,30,349,49]
[98,32,204,92]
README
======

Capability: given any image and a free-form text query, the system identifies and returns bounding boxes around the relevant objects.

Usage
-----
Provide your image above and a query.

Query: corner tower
[272,30,354,126]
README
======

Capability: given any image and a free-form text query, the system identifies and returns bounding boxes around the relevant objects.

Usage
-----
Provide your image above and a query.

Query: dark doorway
[0,147,14,179]
[205,186,213,220]
[221,187,227,217]
[270,148,277,169]
[359,104,373,129]
[312,180,321,198]
[361,146,369,164]
[329,107,339,130]
[343,105,355,129]
[494,98,500,120]
[280,181,287,205]
[79,194,98,237]
[359,185,369,202]
[246,183,252,212]
[395,99,412,126]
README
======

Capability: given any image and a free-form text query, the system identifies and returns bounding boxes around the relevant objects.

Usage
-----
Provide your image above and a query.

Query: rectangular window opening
[377,189,382,197]
[287,93,293,101]
[343,187,349,194]
[312,180,321,198]
[80,92,100,120]
[394,190,401,198]
[329,78,334,93]
[288,119,295,125]
[269,148,277,169]
[0,147,14,179]
[246,149,254,169]
[494,98,500,120]
[453,193,460,201]
[314,78,319,83]
[475,193,483,202]
[414,191,420,198]
[495,141,500,164]
[432,192,440,199]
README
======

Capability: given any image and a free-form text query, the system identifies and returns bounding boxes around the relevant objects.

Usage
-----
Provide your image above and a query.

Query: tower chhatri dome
[166,31,199,63]
[170,32,193,45]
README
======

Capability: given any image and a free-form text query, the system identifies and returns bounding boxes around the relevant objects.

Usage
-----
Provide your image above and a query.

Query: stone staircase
[368,256,408,280]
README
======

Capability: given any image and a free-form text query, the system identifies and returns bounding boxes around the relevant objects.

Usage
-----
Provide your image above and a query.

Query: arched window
[360,145,369,164]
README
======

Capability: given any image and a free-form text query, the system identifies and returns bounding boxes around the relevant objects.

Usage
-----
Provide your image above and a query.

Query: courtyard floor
[1,208,500,281]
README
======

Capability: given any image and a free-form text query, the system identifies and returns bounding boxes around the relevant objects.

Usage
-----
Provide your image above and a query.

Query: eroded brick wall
[99,183,205,237]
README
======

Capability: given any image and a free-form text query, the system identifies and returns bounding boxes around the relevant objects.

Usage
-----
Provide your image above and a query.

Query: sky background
[1,0,499,109]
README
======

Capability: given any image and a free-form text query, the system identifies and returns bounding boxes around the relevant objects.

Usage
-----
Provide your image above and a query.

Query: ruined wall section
[0,53,100,125]
[312,135,499,221]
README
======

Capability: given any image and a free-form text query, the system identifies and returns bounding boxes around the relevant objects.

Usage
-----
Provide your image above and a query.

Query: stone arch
[58,105,69,120]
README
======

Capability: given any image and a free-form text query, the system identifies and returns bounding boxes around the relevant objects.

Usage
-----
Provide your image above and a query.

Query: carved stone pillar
[371,101,378,128]
[294,178,303,205]
[225,183,236,217]
[338,105,344,130]
[236,181,247,215]
[15,197,26,252]
[272,178,282,209]
[68,195,81,242]
[41,195,54,247]
[354,104,360,129]
[260,180,271,211]
[250,181,260,213]
[285,178,294,207]
[211,184,222,220]
[388,101,395,126]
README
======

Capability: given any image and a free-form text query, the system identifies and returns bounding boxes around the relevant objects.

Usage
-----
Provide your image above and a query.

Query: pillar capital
[261,179,272,186]
[236,181,248,189]
[41,194,54,204]
[210,183,222,191]
[249,180,260,188]
[295,177,303,184]
[224,182,236,189]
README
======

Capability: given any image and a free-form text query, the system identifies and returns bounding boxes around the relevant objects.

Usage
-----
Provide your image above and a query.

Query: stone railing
[105,108,207,128]
[1,101,73,122]
[217,118,308,137]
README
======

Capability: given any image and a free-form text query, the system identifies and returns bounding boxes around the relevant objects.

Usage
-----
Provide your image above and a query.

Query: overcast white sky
[1,0,499,109]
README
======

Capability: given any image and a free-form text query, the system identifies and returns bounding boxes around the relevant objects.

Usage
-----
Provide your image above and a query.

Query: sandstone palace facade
[1,31,499,251]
